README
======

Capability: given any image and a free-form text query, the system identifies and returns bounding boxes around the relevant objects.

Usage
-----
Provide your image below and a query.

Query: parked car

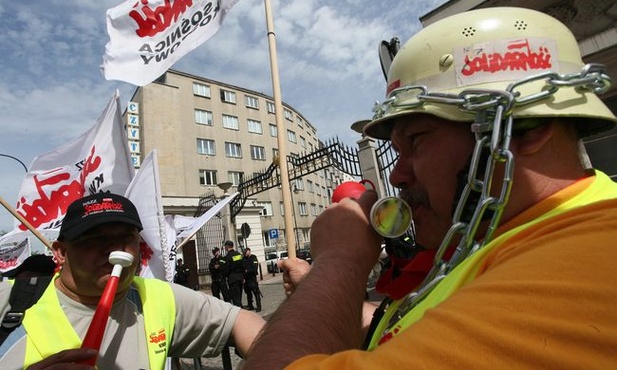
[265,252,279,273]
[296,249,312,264]
[276,251,289,272]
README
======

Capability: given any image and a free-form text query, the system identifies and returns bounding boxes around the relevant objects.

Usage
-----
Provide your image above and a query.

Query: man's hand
[310,190,382,272]
[242,191,383,370]
[26,348,97,370]
[278,258,311,298]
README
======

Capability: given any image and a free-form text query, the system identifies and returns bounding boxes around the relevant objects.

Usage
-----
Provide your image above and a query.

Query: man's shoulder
[0,280,12,308]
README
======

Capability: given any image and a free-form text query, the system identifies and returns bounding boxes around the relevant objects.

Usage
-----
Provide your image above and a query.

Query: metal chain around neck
[372,64,611,337]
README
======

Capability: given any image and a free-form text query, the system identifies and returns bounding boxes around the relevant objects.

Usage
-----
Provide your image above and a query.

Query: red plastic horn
[331,179,375,203]
[80,251,134,366]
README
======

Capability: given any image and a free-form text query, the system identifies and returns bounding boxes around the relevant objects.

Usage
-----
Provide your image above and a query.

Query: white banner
[13,91,134,234]
[0,231,31,273]
[125,150,172,281]
[102,0,239,86]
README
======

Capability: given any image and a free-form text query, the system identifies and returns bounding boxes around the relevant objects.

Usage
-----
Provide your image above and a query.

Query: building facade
[126,70,350,281]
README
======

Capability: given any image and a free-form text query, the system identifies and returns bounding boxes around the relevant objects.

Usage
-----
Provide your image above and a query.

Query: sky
[0,0,449,233]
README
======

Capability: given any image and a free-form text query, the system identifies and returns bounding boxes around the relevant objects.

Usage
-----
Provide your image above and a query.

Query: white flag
[125,150,172,281]
[178,192,238,239]
[13,91,134,234]
[0,231,31,274]
[171,214,195,236]
[102,0,239,86]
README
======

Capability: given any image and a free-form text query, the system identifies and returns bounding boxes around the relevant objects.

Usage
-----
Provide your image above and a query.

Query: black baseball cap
[58,193,143,242]
[3,254,56,278]
[223,240,234,247]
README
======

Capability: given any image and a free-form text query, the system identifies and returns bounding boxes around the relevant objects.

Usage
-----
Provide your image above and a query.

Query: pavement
[177,272,287,370]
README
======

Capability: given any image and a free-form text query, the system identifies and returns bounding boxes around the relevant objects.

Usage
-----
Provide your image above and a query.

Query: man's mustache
[398,188,430,211]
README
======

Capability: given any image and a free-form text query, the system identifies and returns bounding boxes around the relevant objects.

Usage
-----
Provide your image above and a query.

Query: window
[195,109,213,126]
[257,201,273,216]
[222,114,239,130]
[311,203,317,216]
[251,145,266,160]
[245,95,259,109]
[267,101,275,114]
[284,108,293,121]
[248,119,263,134]
[307,180,314,193]
[220,89,236,103]
[299,202,308,216]
[225,142,242,158]
[196,138,215,155]
[272,148,279,164]
[295,178,304,191]
[199,170,217,185]
[193,82,211,98]
[228,171,243,186]
[296,117,304,128]
[269,124,277,137]
[287,130,297,143]
[300,136,306,148]
[302,229,310,242]
[279,202,285,216]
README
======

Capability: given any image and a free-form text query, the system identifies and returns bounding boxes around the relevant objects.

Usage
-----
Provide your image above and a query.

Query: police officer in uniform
[243,248,262,312]
[223,240,244,307]
[208,247,230,302]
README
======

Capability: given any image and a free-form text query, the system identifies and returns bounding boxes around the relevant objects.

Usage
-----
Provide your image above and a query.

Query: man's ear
[513,121,554,155]
[51,241,67,266]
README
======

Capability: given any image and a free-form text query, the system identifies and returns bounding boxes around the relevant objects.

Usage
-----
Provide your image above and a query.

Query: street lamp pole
[0,153,28,172]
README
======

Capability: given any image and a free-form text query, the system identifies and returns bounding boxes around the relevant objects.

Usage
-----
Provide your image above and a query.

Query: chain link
[373,64,611,339]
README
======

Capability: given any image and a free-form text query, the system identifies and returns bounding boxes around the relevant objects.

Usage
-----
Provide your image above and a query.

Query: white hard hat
[364,7,616,140]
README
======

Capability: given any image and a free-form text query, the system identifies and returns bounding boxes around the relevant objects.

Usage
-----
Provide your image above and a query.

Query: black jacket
[243,254,259,280]
[209,255,227,281]
[224,250,244,283]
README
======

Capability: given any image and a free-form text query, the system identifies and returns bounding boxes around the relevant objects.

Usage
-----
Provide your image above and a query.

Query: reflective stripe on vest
[368,171,617,349]
[22,275,175,370]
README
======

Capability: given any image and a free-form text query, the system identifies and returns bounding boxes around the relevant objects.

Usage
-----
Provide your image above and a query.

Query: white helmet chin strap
[376,64,611,336]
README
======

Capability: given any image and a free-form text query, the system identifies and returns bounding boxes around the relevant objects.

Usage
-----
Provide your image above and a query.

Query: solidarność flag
[102,0,239,86]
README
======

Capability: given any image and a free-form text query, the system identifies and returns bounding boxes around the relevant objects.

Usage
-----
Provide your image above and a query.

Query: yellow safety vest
[368,171,617,349]
[21,275,175,369]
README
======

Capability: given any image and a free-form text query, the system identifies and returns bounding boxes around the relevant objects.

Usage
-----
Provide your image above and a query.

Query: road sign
[269,229,279,239]
[241,222,251,238]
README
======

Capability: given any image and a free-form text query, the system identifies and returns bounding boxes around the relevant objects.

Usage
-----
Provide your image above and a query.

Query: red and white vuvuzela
[80,251,134,365]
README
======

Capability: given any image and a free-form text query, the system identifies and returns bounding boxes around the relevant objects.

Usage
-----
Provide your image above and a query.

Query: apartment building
[126,69,348,271]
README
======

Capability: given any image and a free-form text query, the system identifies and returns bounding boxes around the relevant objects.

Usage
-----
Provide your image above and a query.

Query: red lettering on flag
[16,147,102,230]
[130,0,195,37]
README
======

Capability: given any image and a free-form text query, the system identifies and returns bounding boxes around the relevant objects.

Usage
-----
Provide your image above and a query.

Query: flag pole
[264,0,296,258]
[0,196,53,249]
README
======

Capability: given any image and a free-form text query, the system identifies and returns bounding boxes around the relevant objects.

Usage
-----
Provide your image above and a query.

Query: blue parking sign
[269,229,279,239]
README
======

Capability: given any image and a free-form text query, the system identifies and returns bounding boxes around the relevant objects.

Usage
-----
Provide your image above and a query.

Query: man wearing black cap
[223,240,244,307]
[209,247,230,302]
[0,193,264,369]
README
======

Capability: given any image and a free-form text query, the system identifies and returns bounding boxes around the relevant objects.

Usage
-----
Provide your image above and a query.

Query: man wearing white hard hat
[245,7,617,369]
